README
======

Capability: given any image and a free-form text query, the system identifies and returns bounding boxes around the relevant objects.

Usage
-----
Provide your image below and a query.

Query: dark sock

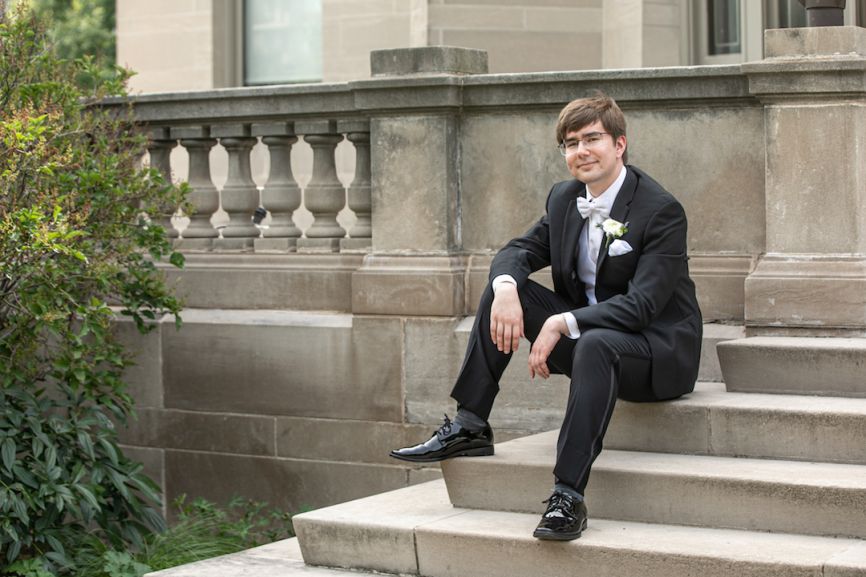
[554,482,584,502]
[454,407,488,432]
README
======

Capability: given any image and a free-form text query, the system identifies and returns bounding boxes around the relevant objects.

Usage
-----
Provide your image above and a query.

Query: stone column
[251,122,302,253]
[172,126,219,250]
[742,26,866,334]
[338,119,371,252]
[296,120,346,253]
[212,124,259,250]
[351,47,488,316]
[146,127,178,238]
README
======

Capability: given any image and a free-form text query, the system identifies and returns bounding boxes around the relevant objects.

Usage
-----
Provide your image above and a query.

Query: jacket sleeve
[572,199,688,332]
[488,186,555,287]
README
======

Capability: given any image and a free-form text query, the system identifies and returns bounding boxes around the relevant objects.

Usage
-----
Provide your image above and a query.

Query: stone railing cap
[765,26,866,59]
[371,46,488,77]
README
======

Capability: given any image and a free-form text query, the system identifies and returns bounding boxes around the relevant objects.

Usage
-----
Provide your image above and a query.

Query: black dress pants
[450,280,659,495]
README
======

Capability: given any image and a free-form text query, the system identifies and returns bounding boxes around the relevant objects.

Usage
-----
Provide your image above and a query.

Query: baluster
[146,127,178,238]
[251,122,301,252]
[338,120,371,252]
[296,120,346,253]
[212,124,259,250]
[172,126,219,250]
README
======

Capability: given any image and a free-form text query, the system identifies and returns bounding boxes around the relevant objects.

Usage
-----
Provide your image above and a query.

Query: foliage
[0,2,186,574]
[6,497,296,577]
[14,0,116,87]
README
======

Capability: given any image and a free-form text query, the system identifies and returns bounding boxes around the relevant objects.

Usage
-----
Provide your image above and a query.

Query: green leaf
[1,437,16,471]
[169,251,185,268]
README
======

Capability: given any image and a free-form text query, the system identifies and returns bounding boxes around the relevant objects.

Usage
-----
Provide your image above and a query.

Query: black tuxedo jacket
[489,165,702,400]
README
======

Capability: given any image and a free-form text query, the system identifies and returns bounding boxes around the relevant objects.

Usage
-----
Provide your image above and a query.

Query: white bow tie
[576,196,610,221]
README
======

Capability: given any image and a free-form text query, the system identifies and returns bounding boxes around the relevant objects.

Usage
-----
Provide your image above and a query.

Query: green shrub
[0,3,186,574]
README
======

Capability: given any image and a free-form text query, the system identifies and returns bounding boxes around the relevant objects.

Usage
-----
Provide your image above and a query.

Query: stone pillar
[212,124,259,250]
[146,127,178,238]
[351,47,488,316]
[742,26,866,334]
[251,122,302,253]
[338,119,372,252]
[296,120,346,253]
[173,127,219,250]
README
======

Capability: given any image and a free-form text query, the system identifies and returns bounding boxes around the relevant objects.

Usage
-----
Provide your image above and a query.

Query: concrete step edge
[293,479,866,577]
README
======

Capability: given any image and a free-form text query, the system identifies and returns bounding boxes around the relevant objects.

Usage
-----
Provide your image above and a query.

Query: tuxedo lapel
[596,168,637,275]
[561,197,585,276]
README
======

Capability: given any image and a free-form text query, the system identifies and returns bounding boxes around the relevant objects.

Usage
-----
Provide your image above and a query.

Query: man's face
[562,120,627,195]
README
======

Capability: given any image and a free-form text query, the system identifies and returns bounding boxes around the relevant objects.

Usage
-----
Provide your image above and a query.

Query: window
[244,0,322,85]
[708,0,741,55]
[767,0,807,29]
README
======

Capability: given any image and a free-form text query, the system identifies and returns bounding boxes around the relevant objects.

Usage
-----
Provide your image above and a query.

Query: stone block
[524,7,602,33]
[294,480,455,574]
[442,29,602,73]
[718,336,866,397]
[160,253,363,310]
[296,238,341,253]
[826,543,866,577]
[428,5,525,31]
[745,256,866,330]
[691,255,752,323]
[113,317,165,409]
[370,46,488,77]
[765,26,866,59]
[604,397,710,455]
[369,114,460,252]
[276,417,433,465]
[120,408,277,456]
[163,310,405,421]
[212,237,255,251]
[164,450,410,520]
[698,323,745,382]
[254,237,297,252]
[351,255,467,316]
[443,434,866,538]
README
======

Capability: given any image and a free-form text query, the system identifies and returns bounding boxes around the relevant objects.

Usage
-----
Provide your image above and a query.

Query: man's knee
[571,328,618,371]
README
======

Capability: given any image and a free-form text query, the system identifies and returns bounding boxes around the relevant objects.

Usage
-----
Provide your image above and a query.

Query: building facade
[117,0,866,93]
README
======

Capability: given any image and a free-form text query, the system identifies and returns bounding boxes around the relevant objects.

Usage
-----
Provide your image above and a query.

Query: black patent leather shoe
[532,491,588,541]
[389,414,494,463]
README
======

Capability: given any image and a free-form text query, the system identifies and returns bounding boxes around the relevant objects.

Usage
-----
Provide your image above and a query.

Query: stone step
[294,480,866,577]
[441,433,866,539]
[718,336,866,397]
[606,382,866,464]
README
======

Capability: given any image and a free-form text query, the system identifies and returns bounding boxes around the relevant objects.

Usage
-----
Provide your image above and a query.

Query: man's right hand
[490,283,523,354]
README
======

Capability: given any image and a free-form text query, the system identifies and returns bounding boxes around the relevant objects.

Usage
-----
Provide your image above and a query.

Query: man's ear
[615,135,627,159]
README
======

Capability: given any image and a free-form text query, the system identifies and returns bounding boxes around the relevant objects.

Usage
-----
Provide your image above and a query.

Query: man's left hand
[528,314,567,379]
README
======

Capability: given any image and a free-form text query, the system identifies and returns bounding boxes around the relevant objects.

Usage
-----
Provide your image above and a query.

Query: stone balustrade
[142,117,371,254]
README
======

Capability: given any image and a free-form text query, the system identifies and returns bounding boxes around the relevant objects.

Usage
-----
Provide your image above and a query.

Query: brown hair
[555,92,627,163]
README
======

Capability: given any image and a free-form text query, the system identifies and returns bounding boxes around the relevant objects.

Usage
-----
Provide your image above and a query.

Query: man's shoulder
[628,165,680,208]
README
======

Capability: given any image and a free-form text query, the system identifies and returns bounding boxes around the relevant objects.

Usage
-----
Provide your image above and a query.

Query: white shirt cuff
[491,274,517,293]
[561,312,580,339]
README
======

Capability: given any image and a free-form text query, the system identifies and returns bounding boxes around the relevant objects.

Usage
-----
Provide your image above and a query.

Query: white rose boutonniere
[598,218,628,249]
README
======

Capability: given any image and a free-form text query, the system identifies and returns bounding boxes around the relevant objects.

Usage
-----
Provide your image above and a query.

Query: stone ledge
[718,336,866,397]
[371,46,489,77]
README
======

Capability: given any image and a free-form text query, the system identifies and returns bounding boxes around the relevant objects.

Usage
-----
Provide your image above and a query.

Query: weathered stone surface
[443,432,866,538]
[160,253,363,311]
[294,481,457,575]
[698,323,745,382]
[765,26,866,59]
[351,255,467,316]
[417,511,859,577]
[371,46,488,77]
[163,310,404,421]
[120,445,164,493]
[164,450,410,519]
[369,114,459,252]
[120,409,276,456]
[276,417,432,465]
[113,317,165,409]
[719,336,866,397]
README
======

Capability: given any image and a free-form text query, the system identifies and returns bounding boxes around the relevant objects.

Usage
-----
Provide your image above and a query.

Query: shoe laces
[436,413,453,437]
[541,492,576,519]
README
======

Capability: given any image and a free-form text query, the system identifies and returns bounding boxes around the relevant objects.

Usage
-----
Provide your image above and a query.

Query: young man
[390,93,702,541]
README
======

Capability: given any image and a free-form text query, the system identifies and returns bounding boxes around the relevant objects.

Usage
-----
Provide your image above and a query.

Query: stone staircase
[147,336,866,577]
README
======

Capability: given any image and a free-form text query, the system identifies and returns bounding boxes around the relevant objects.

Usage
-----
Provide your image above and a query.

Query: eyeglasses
[557,132,610,156]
